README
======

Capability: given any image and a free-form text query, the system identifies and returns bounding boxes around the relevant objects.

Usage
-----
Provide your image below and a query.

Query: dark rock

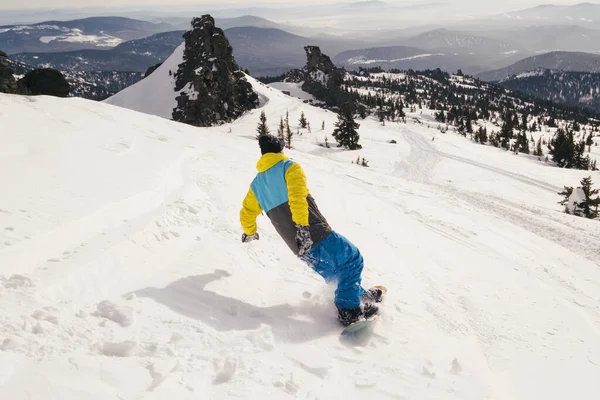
[171,15,259,126]
[0,51,18,94]
[283,68,305,83]
[17,68,70,97]
[299,46,350,107]
[144,62,163,78]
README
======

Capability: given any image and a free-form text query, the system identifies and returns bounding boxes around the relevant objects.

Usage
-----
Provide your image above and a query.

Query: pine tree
[573,141,590,170]
[500,111,514,150]
[534,137,543,157]
[577,176,600,219]
[277,116,285,140]
[558,186,574,213]
[586,133,594,152]
[377,105,386,126]
[299,111,308,129]
[256,110,270,139]
[478,126,488,144]
[435,110,445,123]
[548,128,575,168]
[516,132,530,154]
[521,113,528,132]
[332,101,362,150]
[466,116,473,135]
[285,110,292,149]
[321,121,325,131]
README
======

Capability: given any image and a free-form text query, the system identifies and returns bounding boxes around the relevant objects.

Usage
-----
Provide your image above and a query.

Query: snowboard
[341,285,387,335]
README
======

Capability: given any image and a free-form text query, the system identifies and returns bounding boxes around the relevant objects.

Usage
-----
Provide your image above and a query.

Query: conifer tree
[534,138,543,157]
[521,113,528,132]
[586,133,594,152]
[517,132,530,154]
[577,176,600,219]
[299,111,308,129]
[332,101,362,150]
[477,126,488,144]
[377,105,386,126]
[558,186,574,213]
[321,121,325,131]
[277,116,285,140]
[573,141,590,170]
[256,110,270,139]
[285,110,292,149]
[548,128,575,168]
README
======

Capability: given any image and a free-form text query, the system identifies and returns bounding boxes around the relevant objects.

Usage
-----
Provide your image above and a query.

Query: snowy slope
[103,42,184,119]
[1,76,600,400]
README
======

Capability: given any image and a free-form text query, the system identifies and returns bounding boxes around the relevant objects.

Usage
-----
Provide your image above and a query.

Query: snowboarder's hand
[295,224,312,256]
[242,232,259,243]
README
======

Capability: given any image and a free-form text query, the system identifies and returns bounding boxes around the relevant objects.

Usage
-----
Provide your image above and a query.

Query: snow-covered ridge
[1,25,124,47]
[104,42,184,118]
[348,53,445,65]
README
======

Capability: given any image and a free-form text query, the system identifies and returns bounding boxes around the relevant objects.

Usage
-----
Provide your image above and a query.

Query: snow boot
[362,286,386,303]
[336,302,379,327]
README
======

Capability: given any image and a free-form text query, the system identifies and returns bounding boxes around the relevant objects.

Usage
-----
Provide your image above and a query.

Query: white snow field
[1,76,600,400]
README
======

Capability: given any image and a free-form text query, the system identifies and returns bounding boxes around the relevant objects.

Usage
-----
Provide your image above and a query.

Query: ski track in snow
[1,77,600,400]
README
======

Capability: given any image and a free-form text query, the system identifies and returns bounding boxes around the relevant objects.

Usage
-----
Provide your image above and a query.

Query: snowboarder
[240,134,383,326]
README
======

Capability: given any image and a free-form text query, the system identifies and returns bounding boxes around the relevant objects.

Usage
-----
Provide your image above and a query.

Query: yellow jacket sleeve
[285,162,309,226]
[240,187,262,235]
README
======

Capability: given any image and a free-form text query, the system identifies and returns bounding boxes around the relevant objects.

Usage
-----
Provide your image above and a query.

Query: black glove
[242,232,259,243]
[295,224,313,256]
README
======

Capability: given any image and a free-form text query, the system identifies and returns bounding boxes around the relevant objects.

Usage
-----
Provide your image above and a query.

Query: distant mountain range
[0,17,175,54]
[333,46,479,73]
[482,25,600,55]
[498,69,600,113]
[399,29,521,53]
[332,28,529,75]
[496,3,600,27]
[9,26,369,76]
[476,51,600,82]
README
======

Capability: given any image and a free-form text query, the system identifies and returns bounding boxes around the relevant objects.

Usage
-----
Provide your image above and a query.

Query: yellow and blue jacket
[240,153,332,255]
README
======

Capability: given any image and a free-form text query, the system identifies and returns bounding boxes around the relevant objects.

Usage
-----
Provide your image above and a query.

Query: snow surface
[1,75,600,400]
[104,42,184,119]
[267,82,316,102]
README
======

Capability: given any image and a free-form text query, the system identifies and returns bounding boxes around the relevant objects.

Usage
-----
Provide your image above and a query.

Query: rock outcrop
[301,46,345,99]
[17,68,70,97]
[144,62,163,78]
[277,46,351,108]
[0,50,18,94]
[171,15,258,126]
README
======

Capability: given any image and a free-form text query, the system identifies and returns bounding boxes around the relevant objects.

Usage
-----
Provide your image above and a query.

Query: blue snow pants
[300,232,365,309]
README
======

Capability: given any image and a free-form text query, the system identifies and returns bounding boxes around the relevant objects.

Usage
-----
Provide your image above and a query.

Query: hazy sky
[0,0,589,13]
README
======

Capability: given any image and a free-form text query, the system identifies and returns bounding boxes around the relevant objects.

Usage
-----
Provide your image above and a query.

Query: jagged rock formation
[0,50,18,94]
[171,15,258,126]
[301,46,345,97]
[291,46,350,107]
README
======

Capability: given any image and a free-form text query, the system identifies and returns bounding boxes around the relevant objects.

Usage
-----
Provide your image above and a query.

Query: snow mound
[567,187,587,215]
[104,42,183,119]
[1,274,33,289]
[92,300,134,327]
